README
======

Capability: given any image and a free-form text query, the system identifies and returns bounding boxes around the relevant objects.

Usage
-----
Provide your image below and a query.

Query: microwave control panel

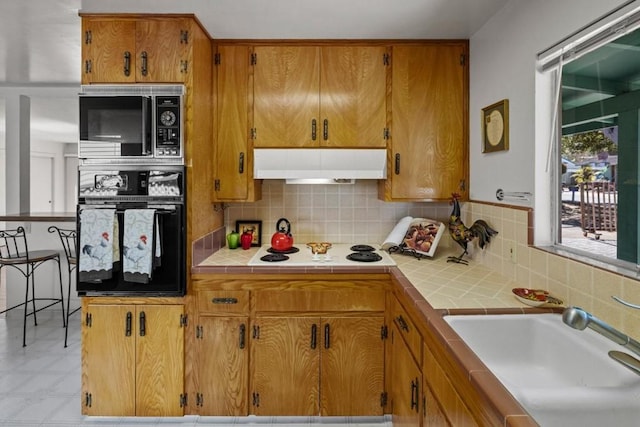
[155,96,181,158]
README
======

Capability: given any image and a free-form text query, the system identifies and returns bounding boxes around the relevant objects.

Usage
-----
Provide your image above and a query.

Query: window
[541,4,640,273]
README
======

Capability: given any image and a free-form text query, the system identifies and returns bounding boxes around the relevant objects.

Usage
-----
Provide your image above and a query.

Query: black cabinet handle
[125,312,132,336]
[410,378,419,412]
[239,152,245,174]
[84,59,92,74]
[311,324,317,349]
[239,324,246,349]
[323,119,329,141]
[124,51,131,76]
[139,311,146,337]
[324,323,330,349]
[311,119,317,141]
[395,153,401,175]
[140,51,148,76]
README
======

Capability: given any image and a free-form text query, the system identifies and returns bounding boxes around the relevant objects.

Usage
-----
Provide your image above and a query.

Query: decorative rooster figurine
[448,193,498,264]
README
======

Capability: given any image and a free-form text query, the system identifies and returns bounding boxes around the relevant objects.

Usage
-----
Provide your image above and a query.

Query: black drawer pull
[212,297,238,304]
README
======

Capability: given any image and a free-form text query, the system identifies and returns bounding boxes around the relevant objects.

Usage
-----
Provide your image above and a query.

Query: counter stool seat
[0,226,65,347]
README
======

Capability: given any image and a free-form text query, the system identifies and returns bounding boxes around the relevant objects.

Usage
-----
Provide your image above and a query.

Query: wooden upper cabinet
[135,19,190,83]
[320,46,388,148]
[82,17,191,84]
[253,46,320,147]
[252,45,388,148]
[379,43,469,202]
[82,19,136,83]
[214,45,254,201]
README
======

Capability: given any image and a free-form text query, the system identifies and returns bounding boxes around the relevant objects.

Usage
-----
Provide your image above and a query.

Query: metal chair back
[48,226,77,267]
[0,227,31,262]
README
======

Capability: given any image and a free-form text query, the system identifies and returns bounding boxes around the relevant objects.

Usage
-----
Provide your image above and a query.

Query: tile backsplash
[465,201,640,340]
[224,180,452,246]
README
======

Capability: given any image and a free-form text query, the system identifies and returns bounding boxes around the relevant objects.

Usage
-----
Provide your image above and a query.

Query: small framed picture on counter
[236,220,262,246]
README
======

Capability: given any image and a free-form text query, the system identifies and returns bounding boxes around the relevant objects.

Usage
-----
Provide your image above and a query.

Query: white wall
[469,0,627,206]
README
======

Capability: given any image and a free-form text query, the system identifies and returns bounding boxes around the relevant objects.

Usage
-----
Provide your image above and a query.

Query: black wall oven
[76,165,185,296]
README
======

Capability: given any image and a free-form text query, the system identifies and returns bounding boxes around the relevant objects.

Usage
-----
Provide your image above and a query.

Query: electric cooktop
[247,243,396,267]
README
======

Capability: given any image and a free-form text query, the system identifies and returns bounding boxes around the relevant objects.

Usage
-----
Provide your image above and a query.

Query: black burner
[260,253,290,262]
[347,251,382,262]
[350,244,376,252]
[267,246,300,254]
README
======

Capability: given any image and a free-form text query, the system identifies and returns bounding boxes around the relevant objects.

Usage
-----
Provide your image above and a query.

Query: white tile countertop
[197,244,527,309]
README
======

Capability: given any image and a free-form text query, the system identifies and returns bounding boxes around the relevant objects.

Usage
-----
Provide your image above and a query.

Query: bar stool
[48,226,78,347]
[0,226,65,347]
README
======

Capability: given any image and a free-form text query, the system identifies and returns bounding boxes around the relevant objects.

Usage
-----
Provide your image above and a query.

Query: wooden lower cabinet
[82,302,184,416]
[389,322,422,427]
[250,315,385,416]
[195,316,249,415]
[423,381,450,426]
[250,316,319,415]
[423,342,477,426]
[188,275,386,417]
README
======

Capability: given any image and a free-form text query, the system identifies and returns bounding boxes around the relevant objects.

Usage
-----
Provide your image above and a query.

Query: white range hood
[253,149,387,183]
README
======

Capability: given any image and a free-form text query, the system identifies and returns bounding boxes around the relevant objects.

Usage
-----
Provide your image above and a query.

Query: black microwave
[79,85,184,163]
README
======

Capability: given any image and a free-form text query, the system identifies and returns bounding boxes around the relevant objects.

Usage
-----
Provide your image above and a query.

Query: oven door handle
[79,204,179,213]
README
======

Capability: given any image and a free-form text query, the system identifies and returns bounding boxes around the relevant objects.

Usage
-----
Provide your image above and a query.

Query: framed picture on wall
[236,220,262,246]
[482,99,509,153]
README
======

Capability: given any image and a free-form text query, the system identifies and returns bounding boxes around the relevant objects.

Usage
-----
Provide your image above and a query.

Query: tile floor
[0,309,391,427]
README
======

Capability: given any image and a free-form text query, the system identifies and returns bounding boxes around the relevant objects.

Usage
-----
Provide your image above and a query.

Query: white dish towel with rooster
[79,208,119,281]
[123,209,159,284]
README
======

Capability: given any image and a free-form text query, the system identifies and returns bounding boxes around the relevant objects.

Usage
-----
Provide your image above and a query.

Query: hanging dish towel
[123,209,156,284]
[79,208,117,281]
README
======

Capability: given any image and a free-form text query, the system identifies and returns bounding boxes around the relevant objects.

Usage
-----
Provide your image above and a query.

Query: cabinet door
[214,45,251,201]
[320,46,388,148]
[135,19,190,82]
[251,317,319,415]
[320,316,384,416]
[82,304,136,416]
[135,305,184,416]
[197,316,249,415]
[82,19,136,84]
[424,381,451,427]
[390,323,422,427]
[386,43,467,201]
[253,46,320,147]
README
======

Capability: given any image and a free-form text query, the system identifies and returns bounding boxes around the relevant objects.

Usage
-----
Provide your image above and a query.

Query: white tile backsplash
[466,201,640,339]
[224,180,450,246]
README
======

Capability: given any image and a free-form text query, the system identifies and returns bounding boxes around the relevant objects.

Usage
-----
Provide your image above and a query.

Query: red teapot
[271,218,293,251]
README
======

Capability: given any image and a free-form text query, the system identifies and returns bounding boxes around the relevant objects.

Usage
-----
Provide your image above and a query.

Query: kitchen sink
[444,313,640,427]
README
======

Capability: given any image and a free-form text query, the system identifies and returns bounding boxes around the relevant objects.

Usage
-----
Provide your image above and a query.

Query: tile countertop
[195,245,551,426]
[196,245,527,309]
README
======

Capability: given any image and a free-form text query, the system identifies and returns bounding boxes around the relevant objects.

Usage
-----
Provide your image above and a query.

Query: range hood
[254,149,387,183]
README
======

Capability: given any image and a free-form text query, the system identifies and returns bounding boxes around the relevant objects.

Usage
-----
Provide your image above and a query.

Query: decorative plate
[512,288,563,307]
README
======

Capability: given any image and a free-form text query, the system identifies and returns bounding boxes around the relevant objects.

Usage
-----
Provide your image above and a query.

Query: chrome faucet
[562,306,640,358]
